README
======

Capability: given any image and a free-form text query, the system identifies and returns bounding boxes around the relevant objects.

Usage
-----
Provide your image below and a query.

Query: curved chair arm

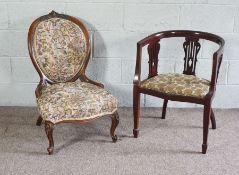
[133,43,143,86]
[134,34,161,86]
[80,74,104,88]
[209,35,225,93]
[209,51,224,92]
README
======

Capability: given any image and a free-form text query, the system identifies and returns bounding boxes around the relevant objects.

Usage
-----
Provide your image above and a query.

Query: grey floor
[0,107,238,175]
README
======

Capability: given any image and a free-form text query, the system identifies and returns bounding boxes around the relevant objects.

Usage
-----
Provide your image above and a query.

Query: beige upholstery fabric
[33,17,87,82]
[37,82,118,124]
[141,73,210,99]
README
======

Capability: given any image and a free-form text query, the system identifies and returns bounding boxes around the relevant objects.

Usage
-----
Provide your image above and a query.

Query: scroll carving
[183,37,201,75]
[148,42,160,78]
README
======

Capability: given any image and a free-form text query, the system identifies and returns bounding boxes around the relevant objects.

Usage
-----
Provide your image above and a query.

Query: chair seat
[37,82,118,124]
[141,73,210,99]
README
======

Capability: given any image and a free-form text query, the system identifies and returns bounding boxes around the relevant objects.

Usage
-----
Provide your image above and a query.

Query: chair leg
[111,111,119,143]
[202,104,211,154]
[45,121,54,155]
[133,86,140,138]
[36,115,43,126]
[162,99,168,119]
[210,109,216,130]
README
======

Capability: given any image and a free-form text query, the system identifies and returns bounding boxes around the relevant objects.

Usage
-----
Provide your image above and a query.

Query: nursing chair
[28,11,119,155]
[133,30,225,154]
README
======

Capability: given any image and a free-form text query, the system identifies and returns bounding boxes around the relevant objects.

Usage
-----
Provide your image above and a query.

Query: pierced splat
[148,42,160,78]
[183,37,201,75]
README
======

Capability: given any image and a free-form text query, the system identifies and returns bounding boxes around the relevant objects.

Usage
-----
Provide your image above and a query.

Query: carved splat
[183,37,201,75]
[148,42,160,78]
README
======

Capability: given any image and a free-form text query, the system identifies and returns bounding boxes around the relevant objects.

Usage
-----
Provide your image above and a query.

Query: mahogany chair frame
[28,11,119,155]
[133,30,225,154]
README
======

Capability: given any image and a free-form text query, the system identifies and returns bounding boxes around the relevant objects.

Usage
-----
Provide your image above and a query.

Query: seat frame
[133,30,225,154]
[28,11,119,155]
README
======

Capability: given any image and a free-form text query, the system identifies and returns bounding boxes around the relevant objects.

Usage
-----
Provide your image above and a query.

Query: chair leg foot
[45,121,54,155]
[202,144,208,154]
[162,99,168,119]
[111,111,119,143]
[36,115,43,126]
[133,129,139,138]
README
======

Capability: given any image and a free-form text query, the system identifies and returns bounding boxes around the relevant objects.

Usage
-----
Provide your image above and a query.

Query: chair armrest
[134,43,143,86]
[80,74,104,88]
[209,51,224,92]
[134,34,161,86]
[35,81,46,98]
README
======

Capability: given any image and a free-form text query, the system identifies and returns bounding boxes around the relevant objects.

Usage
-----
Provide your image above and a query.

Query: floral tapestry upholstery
[33,17,87,82]
[37,82,118,124]
[141,73,210,99]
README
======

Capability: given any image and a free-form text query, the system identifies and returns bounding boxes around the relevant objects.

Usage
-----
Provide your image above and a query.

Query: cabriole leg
[111,111,119,142]
[45,121,54,155]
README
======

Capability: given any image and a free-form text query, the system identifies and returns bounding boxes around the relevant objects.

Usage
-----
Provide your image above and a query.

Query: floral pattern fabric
[33,17,87,82]
[37,82,118,124]
[141,73,210,99]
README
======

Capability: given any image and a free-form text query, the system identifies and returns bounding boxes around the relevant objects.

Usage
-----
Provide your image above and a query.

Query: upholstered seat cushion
[37,82,118,124]
[141,73,210,99]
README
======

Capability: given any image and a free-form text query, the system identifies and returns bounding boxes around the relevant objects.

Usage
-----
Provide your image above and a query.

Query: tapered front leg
[111,111,119,142]
[202,104,211,154]
[36,115,43,126]
[210,109,216,129]
[45,121,54,155]
[162,99,168,119]
[133,86,140,138]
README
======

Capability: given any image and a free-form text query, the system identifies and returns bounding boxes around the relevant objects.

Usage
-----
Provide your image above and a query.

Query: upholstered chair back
[28,11,90,83]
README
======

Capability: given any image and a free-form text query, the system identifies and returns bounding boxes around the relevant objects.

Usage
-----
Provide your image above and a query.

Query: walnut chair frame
[28,11,119,155]
[133,30,225,154]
